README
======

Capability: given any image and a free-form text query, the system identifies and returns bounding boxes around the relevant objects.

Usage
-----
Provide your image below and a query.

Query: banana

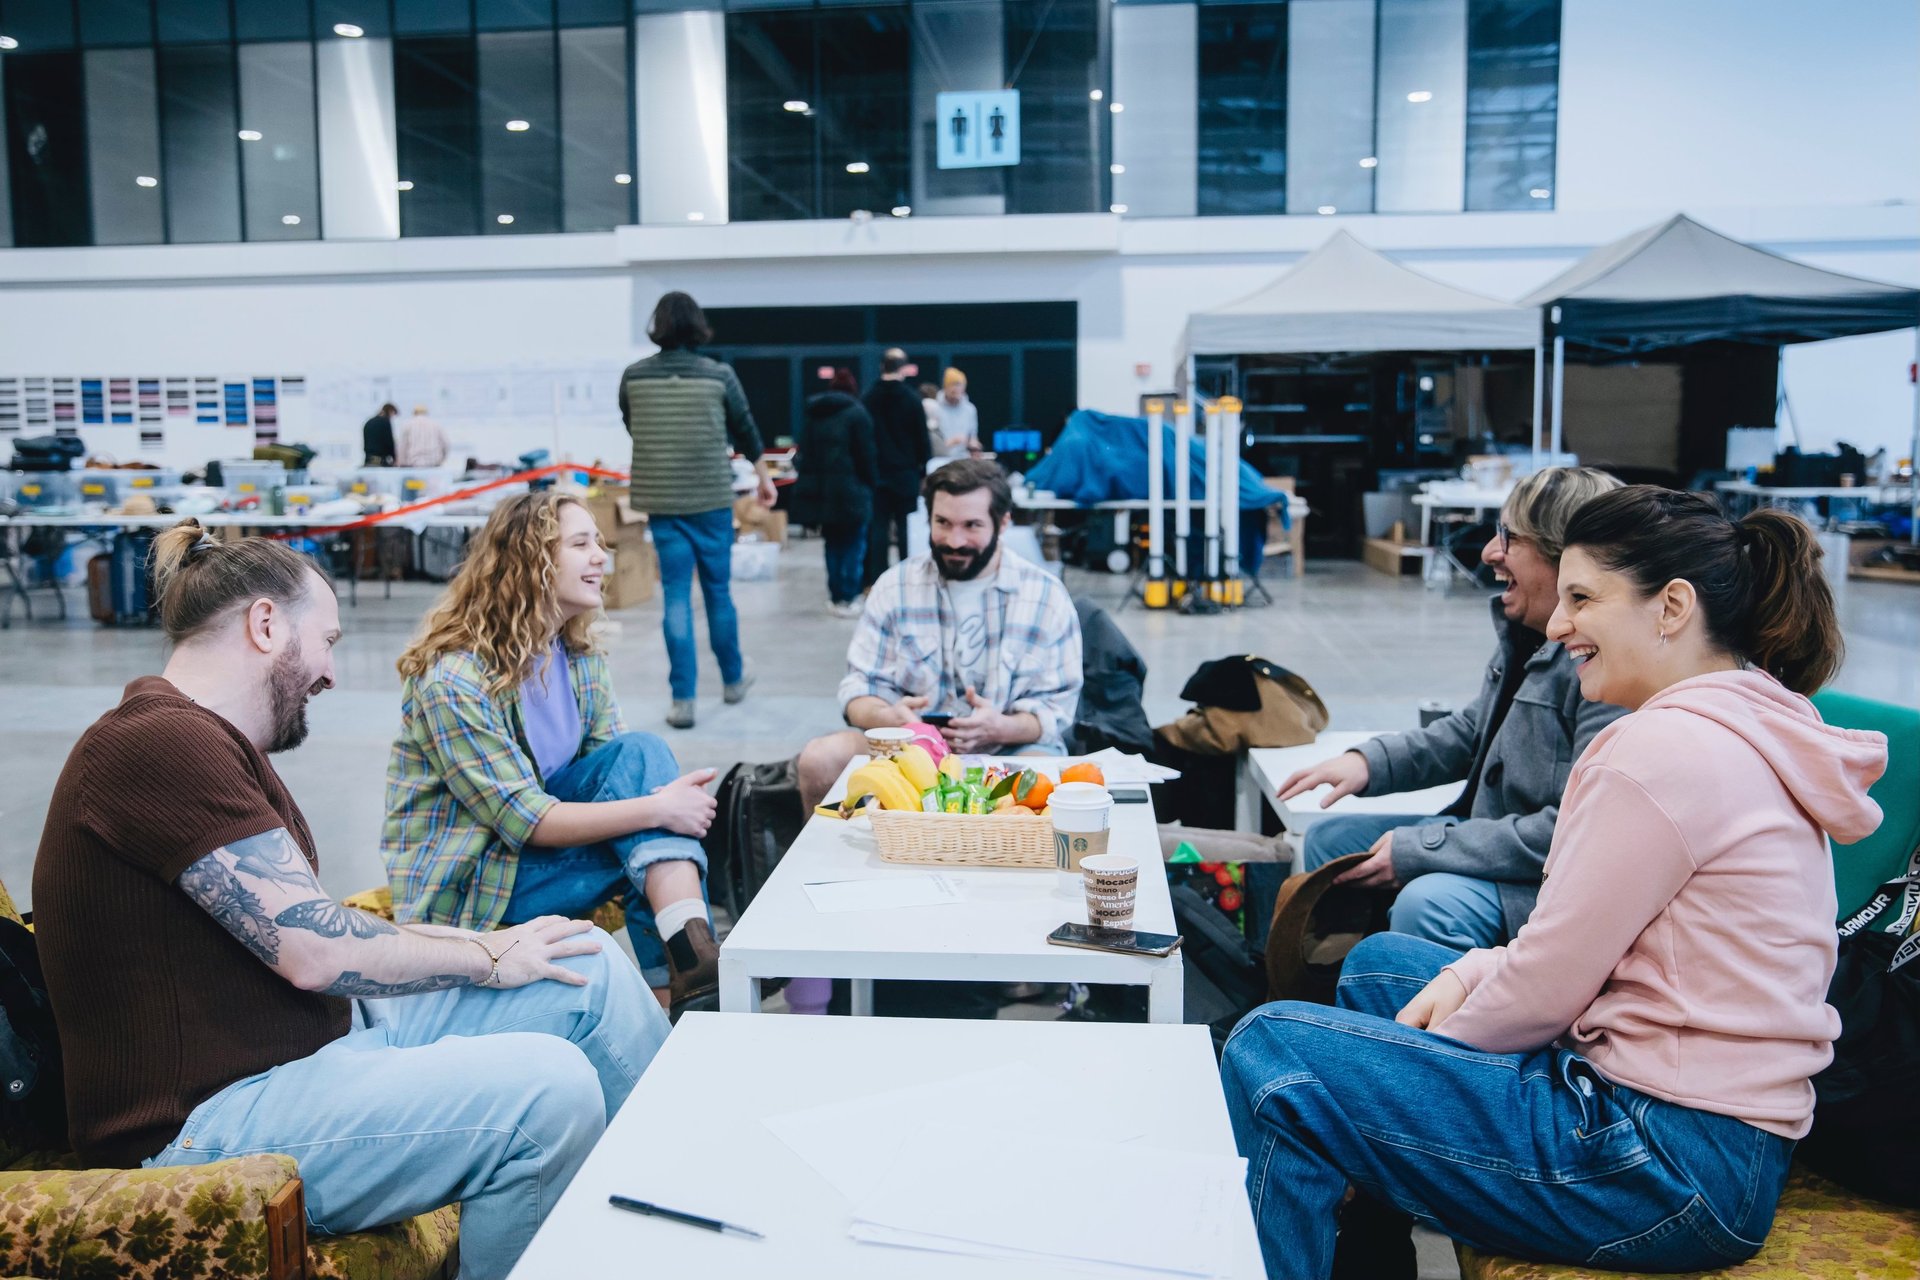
[847,760,921,812]
[893,744,937,794]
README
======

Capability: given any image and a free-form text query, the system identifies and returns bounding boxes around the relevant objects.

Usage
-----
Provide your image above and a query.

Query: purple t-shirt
[523,641,583,779]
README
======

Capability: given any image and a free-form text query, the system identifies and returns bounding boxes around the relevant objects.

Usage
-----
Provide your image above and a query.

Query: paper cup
[1080,853,1138,929]
[1050,781,1114,871]
[864,726,914,759]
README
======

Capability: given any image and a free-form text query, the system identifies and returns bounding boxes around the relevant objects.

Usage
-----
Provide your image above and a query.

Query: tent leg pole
[1531,342,1545,471]
[1550,336,1567,460]
[1910,326,1919,546]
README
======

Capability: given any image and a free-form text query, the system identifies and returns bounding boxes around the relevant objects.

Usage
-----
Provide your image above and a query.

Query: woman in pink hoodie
[1222,487,1887,1280]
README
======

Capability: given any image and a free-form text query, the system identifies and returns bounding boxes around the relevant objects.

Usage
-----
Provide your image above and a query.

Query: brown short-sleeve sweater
[32,676,350,1166]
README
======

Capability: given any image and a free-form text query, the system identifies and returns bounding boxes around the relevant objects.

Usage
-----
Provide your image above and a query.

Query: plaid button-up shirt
[382,648,624,931]
[837,552,1082,753]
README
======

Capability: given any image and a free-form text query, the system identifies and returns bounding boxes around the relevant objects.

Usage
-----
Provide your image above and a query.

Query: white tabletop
[1017,494,1309,516]
[506,1012,1264,1280]
[1412,484,1512,510]
[1245,732,1461,834]
[1715,481,1904,501]
[719,758,1183,1021]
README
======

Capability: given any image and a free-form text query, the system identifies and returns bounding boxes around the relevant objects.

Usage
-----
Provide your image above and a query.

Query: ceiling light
[332,23,364,38]
[1110,163,1125,175]
[1359,156,1378,168]
[281,214,301,225]
[1110,203,1128,214]
[505,119,530,132]
[891,205,911,217]
[396,179,414,191]
[1418,375,1435,392]
[1317,205,1337,215]
[783,100,809,113]
[1529,187,1552,200]
[238,129,263,141]
[1089,89,1103,101]
[0,36,18,50]
[496,213,515,225]
[846,161,870,175]
[687,211,705,221]
[614,173,632,184]
[1406,90,1433,103]
[135,175,158,187]
[1109,102,1124,113]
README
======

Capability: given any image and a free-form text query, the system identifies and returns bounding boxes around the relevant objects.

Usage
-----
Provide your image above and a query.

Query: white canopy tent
[1178,230,1549,457]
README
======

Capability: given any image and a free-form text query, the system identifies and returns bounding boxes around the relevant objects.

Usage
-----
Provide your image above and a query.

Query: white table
[1411,482,1512,544]
[1237,731,1461,834]
[719,758,1184,1023]
[507,1013,1264,1279]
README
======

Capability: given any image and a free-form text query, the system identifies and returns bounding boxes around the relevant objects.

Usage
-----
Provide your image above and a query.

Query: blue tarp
[1025,409,1287,526]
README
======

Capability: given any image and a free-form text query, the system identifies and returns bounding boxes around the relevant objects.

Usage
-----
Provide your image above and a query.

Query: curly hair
[397,490,601,696]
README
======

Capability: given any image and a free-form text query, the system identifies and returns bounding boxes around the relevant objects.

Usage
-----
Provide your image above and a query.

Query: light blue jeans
[1300,811,1506,951]
[147,932,669,1280]
[504,733,710,987]
[1222,933,1796,1280]
[650,506,743,700]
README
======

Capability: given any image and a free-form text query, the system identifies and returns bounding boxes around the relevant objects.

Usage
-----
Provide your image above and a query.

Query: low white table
[719,758,1184,1022]
[507,1013,1264,1279]
[1238,731,1461,835]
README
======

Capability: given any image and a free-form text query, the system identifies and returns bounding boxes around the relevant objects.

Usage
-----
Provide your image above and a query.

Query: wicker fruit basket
[868,809,1057,868]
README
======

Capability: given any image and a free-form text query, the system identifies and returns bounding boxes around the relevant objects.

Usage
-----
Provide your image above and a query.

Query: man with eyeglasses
[1264,467,1628,953]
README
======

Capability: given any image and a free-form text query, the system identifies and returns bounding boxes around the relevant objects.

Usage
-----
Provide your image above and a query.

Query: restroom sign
[936,90,1021,169]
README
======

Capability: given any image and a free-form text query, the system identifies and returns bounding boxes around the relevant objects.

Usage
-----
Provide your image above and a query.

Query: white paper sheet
[800,873,963,913]
[1083,747,1182,784]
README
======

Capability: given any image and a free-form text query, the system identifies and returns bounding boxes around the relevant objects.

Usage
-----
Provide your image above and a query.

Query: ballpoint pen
[608,1195,765,1241]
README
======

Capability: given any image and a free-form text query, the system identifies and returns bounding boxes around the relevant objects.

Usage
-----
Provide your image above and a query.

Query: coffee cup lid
[865,727,913,741]
[1050,781,1112,807]
[1079,853,1137,874]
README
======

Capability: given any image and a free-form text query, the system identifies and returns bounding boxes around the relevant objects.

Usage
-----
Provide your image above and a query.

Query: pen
[608,1195,765,1241]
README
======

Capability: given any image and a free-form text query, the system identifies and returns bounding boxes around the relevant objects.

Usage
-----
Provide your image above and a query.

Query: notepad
[801,873,963,913]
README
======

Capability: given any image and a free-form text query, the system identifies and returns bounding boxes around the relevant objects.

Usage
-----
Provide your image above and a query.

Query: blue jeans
[1221,933,1795,1280]
[650,506,743,700]
[502,733,709,987]
[149,931,669,1280]
[822,521,868,604]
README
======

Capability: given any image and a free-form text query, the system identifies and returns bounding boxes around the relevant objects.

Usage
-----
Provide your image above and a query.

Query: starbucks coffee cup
[864,726,914,759]
[1050,781,1114,871]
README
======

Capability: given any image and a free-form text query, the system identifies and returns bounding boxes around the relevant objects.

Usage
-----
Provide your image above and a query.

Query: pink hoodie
[1440,670,1886,1138]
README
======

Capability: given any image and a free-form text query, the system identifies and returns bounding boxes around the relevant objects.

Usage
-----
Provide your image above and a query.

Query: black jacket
[362,414,396,463]
[790,392,878,527]
[862,377,931,507]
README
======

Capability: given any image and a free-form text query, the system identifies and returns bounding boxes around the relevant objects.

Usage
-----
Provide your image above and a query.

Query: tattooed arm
[175,829,601,997]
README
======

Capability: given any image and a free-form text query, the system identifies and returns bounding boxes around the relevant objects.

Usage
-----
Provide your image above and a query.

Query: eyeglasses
[1496,522,1512,555]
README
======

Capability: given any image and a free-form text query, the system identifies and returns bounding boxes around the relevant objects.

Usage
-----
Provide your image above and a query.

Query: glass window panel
[1111,2,1197,218]
[1464,0,1557,210]
[155,0,230,43]
[4,49,89,245]
[5,0,78,49]
[1002,0,1103,215]
[85,47,165,243]
[558,0,627,26]
[558,24,630,230]
[477,29,560,232]
[80,0,156,47]
[1197,3,1286,216]
[725,7,817,222]
[817,5,909,219]
[634,9,727,224]
[1285,0,1375,215]
[238,41,320,239]
[237,1,314,41]
[314,1,390,38]
[908,0,1004,217]
[158,43,242,241]
[1374,0,1466,213]
[0,56,12,245]
[395,36,479,236]
[396,0,473,35]
[477,0,555,32]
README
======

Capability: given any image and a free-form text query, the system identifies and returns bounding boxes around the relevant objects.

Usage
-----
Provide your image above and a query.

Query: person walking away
[792,368,877,616]
[862,347,931,590]
[618,291,775,729]
[397,405,450,468]
[363,402,397,466]
[931,367,980,457]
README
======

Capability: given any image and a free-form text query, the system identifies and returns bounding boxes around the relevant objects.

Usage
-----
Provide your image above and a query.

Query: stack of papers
[1082,747,1182,785]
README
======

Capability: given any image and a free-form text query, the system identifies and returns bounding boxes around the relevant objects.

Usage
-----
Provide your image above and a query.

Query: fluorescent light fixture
[1406,90,1433,103]
[1109,102,1124,113]
[238,129,263,141]
[496,213,515,225]
[1317,205,1337,215]
[1530,187,1552,200]
[281,214,301,225]
[614,173,632,184]
[395,180,414,191]
[1418,375,1435,392]
[1110,163,1125,175]
[1109,203,1128,214]
[890,205,911,217]
[687,211,705,221]
[505,119,530,132]
[332,23,364,38]
[845,161,870,174]
[1359,156,1378,168]
[1089,89,1103,101]
[135,175,159,187]
[0,36,18,50]
[783,100,809,113]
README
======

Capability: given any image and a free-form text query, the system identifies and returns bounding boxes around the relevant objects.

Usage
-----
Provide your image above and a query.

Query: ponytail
[147,518,324,644]
[1562,487,1844,696]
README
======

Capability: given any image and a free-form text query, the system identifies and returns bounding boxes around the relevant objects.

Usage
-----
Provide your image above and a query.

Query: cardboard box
[583,486,647,545]
[602,535,657,610]
[1363,536,1428,578]
[733,493,788,547]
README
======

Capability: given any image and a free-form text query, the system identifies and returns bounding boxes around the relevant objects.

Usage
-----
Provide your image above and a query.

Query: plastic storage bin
[217,460,298,498]
[76,469,185,505]
[11,473,79,508]
[344,468,450,504]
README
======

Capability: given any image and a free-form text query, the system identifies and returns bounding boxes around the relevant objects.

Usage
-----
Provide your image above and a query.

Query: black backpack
[0,916,67,1156]
[703,759,806,922]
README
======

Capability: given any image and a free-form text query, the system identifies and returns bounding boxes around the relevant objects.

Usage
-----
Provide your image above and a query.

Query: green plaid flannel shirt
[382,648,624,931]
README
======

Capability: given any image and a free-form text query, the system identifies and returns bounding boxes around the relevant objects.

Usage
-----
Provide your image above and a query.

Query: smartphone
[1110,788,1150,804]
[1047,922,1183,957]
[919,713,954,728]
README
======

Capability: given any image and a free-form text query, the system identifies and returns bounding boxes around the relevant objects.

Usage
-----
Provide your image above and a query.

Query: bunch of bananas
[824,744,940,817]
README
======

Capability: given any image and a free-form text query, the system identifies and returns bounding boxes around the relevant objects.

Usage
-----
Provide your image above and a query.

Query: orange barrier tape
[264,463,630,540]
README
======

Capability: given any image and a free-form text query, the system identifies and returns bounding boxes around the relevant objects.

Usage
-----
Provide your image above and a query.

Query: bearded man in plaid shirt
[797,459,1082,812]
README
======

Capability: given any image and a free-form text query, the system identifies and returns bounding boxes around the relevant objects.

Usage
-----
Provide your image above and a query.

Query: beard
[266,637,316,754]
[934,526,999,582]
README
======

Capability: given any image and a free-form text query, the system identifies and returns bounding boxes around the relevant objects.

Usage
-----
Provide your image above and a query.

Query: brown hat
[1263,852,1396,1006]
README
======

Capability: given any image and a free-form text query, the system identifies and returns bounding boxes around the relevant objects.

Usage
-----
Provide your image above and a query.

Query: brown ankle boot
[666,919,720,1020]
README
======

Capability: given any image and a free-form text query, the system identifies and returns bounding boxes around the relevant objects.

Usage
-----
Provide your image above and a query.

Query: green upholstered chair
[0,878,458,1280]
[1457,690,1920,1280]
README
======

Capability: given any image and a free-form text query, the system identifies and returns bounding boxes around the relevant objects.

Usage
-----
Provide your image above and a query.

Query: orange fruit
[1013,770,1055,811]
[1060,762,1106,786]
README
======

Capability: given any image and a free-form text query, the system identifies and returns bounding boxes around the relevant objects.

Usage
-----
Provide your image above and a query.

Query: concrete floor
[4,540,1916,907]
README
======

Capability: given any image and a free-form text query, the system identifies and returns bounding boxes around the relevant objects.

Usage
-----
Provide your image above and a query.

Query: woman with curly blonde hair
[381,491,722,1016]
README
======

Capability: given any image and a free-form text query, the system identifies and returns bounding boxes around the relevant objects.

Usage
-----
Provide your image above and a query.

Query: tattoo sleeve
[178,855,281,966]
[324,971,472,999]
